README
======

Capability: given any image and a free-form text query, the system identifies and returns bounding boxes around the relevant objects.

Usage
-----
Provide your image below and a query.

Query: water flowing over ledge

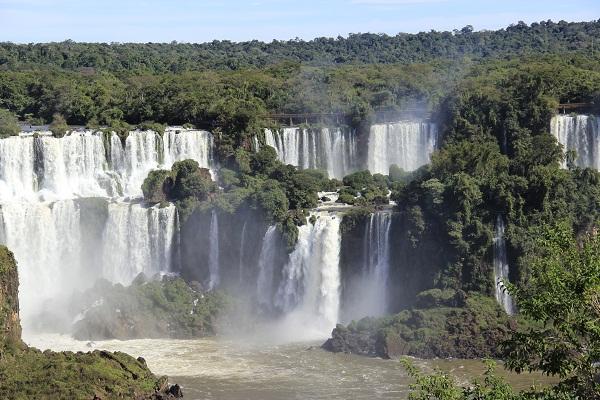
[0,127,214,201]
[493,215,516,315]
[551,115,600,169]
[259,127,358,179]
[367,121,439,175]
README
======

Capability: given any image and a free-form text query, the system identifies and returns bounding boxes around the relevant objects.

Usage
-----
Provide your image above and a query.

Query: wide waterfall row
[0,128,214,201]
[0,200,178,326]
[367,121,439,175]
[493,215,516,315]
[260,128,358,179]
[551,115,600,169]
[258,121,439,179]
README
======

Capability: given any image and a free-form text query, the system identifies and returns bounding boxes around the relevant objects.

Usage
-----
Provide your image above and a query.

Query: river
[25,334,551,400]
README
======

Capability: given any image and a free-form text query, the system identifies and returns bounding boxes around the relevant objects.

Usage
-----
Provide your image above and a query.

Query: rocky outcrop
[323,290,518,359]
[0,245,182,399]
[72,275,230,341]
[0,246,22,348]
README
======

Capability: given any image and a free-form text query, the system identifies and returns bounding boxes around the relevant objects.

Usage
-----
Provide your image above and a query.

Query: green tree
[0,108,19,138]
[504,222,600,398]
[49,113,68,137]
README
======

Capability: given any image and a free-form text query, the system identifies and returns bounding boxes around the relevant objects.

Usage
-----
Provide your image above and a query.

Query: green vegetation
[143,146,336,246]
[73,275,230,340]
[0,108,19,138]
[0,245,177,399]
[323,291,520,359]
[403,223,600,399]
[1,21,598,72]
[48,113,68,137]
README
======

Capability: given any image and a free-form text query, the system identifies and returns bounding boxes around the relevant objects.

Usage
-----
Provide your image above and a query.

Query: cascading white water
[102,202,177,285]
[37,132,118,199]
[256,226,278,308]
[0,128,209,330]
[493,215,516,315]
[0,200,81,327]
[261,128,357,179]
[362,212,392,316]
[367,121,439,175]
[0,136,38,201]
[163,128,213,170]
[208,210,220,290]
[0,128,215,201]
[275,213,341,339]
[551,115,600,169]
[238,221,248,283]
[341,212,392,322]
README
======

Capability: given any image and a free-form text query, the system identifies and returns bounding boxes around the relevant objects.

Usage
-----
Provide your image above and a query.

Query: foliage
[1,21,598,72]
[503,222,600,398]
[48,113,68,137]
[72,275,231,340]
[324,292,520,359]
[0,108,19,138]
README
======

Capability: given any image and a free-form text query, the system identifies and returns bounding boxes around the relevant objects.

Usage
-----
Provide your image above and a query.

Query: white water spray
[275,213,341,340]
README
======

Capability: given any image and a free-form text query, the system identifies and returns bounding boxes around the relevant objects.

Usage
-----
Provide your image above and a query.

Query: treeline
[1,20,599,72]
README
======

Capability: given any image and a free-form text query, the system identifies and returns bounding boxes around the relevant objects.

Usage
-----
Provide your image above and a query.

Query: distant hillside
[1,20,599,73]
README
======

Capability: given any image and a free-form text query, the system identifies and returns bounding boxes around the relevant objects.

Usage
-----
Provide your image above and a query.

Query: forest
[1,19,600,399]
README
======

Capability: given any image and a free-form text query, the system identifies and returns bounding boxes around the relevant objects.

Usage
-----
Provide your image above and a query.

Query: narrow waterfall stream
[208,209,220,290]
[493,215,516,315]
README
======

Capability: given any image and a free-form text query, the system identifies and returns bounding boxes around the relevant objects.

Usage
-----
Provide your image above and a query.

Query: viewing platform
[264,109,432,126]
[557,103,594,113]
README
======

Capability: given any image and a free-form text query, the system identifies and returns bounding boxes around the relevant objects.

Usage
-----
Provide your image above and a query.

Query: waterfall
[238,221,248,283]
[362,212,392,316]
[367,121,439,175]
[261,128,357,179]
[163,128,214,170]
[0,136,38,201]
[0,200,81,326]
[208,210,220,290]
[256,226,278,308]
[341,212,392,322]
[102,202,177,285]
[493,215,516,315]
[0,128,215,201]
[551,115,600,168]
[275,212,341,339]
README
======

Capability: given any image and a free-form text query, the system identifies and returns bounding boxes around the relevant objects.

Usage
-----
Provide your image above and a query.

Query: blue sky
[0,0,598,43]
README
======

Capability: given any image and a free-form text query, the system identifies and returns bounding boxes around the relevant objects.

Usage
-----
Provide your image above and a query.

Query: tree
[171,160,214,201]
[503,222,600,398]
[49,113,68,137]
[141,170,172,203]
[0,109,19,138]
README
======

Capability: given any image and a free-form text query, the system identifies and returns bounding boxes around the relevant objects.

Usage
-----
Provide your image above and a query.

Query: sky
[0,0,598,43]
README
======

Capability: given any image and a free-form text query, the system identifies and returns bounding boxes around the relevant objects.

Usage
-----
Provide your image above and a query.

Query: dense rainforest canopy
[1,20,599,72]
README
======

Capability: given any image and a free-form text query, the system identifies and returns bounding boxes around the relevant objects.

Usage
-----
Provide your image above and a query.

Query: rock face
[0,246,22,348]
[323,290,517,360]
[72,275,230,341]
[0,245,182,399]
